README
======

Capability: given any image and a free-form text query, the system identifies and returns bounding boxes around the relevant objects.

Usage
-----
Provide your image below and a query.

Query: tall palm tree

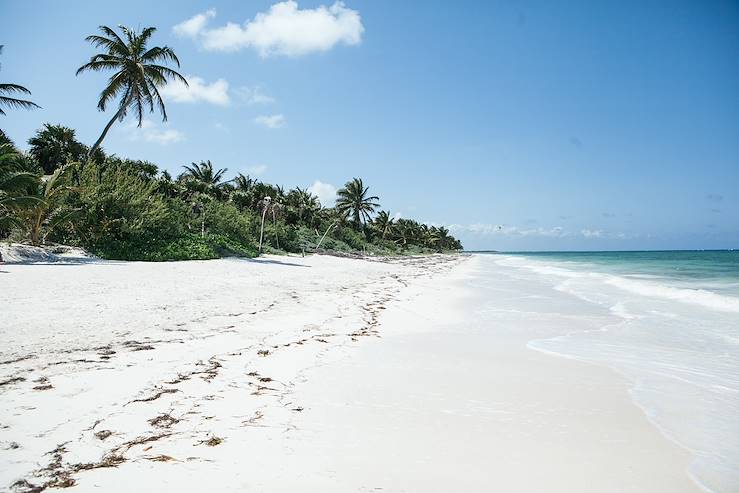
[373,210,394,239]
[335,178,380,230]
[0,45,41,116]
[76,25,187,161]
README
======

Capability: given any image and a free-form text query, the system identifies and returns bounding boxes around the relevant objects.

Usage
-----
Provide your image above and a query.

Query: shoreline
[1,254,705,491]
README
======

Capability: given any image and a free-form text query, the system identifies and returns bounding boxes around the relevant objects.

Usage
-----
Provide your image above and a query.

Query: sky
[1,0,738,251]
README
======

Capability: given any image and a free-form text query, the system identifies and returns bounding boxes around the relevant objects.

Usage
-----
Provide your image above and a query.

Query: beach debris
[0,376,26,387]
[0,355,36,365]
[148,414,180,429]
[197,436,223,447]
[242,410,264,426]
[94,430,112,441]
[146,454,176,462]
[129,387,179,404]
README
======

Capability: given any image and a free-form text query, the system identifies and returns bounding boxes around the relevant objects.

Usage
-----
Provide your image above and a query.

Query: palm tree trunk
[87,94,131,165]
[259,206,268,254]
[316,220,337,250]
[272,210,279,250]
[87,107,124,163]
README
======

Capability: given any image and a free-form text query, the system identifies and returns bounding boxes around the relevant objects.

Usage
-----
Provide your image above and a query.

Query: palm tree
[335,178,380,230]
[0,46,41,116]
[180,160,228,196]
[0,144,40,233]
[286,186,320,226]
[16,165,78,245]
[28,124,87,174]
[233,173,255,192]
[257,196,272,253]
[76,25,187,161]
[373,210,394,240]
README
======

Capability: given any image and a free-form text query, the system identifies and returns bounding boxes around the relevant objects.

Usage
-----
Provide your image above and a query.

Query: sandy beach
[1,253,704,492]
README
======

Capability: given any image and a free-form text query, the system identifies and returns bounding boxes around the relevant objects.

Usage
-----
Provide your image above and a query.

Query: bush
[72,163,185,257]
[199,200,258,248]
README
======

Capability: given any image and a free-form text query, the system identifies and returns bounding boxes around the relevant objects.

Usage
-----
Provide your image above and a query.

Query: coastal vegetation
[0,25,462,261]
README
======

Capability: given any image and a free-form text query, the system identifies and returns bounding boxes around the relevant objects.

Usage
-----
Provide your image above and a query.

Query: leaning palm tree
[76,25,187,161]
[335,178,380,230]
[0,45,41,115]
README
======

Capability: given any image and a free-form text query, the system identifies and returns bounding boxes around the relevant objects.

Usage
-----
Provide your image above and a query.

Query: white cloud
[188,1,363,57]
[173,9,216,38]
[235,85,275,104]
[125,119,184,145]
[581,229,604,238]
[246,164,268,175]
[160,75,230,106]
[448,223,634,241]
[254,114,286,129]
[308,180,337,206]
[448,224,568,238]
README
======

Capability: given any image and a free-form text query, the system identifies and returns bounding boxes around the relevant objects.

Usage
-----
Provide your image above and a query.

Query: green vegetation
[0,24,462,261]
[76,25,187,161]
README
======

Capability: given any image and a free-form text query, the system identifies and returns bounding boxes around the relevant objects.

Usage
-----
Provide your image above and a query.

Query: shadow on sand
[235,257,310,268]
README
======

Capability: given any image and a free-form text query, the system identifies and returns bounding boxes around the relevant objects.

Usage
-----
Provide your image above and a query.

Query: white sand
[0,253,702,492]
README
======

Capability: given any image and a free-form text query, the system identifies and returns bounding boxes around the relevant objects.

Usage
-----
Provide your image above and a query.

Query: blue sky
[2,0,738,250]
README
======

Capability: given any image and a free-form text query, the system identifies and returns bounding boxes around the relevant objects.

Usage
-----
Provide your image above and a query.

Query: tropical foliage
[76,25,187,161]
[0,24,462,260]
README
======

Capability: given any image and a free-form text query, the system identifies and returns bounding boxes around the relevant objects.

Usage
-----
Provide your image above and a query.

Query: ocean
[480,251,739,493]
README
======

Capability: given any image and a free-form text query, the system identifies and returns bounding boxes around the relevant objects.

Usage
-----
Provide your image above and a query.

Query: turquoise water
[481,251,739,493]
[504,250,739,296]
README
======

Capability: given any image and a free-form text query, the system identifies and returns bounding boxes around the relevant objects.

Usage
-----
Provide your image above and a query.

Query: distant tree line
[0,26,461,261]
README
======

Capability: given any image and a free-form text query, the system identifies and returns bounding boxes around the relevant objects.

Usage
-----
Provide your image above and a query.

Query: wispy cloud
[307,180,337,206]
[124,119,184,145]
[581,228,604,238]
[254,114,286,129]
[706,193,724,203]
[246,164,268,175]
[235,85,275,105]
[448,224,567,238]
[160,75,230,106]
[177,2,364,57]
[447,223,634,240]
[173,9,216,38]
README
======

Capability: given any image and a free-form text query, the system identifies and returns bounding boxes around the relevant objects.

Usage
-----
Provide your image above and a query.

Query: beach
[0,253,718,492]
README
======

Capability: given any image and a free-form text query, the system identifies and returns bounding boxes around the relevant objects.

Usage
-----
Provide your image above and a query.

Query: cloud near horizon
[447,224,633,240]
[160,75,230,106]
[308,180,337,207]
[174,1,364,57]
